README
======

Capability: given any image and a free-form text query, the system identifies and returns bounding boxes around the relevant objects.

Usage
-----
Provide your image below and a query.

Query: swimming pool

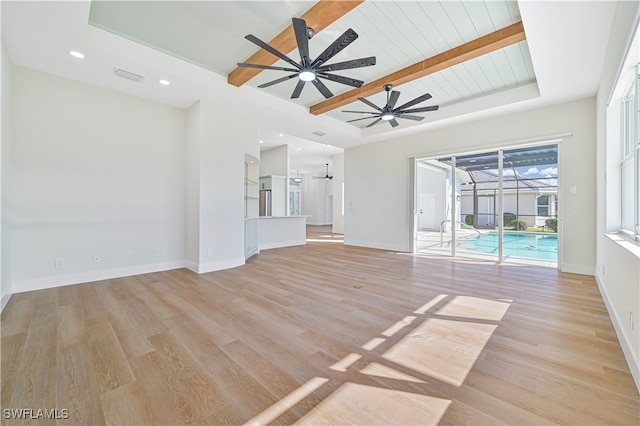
[459,232,558,261]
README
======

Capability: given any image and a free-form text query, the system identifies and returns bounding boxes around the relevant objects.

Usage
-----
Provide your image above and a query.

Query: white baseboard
[11,260,187,294]
[595,271,640,394]
[185,260,199,273]
[560,262,595,276]
[344,239,409,253]
[1,292,12,313]
[195,257,245,274]
[259,240,306,250]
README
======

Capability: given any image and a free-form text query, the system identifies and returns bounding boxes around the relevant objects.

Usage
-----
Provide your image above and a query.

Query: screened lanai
[415,144,559,266]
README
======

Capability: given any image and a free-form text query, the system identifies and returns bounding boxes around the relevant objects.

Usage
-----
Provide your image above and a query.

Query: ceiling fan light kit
[237,17,376,99]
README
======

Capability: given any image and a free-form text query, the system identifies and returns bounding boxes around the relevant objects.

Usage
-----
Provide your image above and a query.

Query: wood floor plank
[221,339,302,400]
[1,332,26,407]
[86,323,135,394]
[1,298,37,338]
[56,302,85,348]
[147,332,228,422]
[95,287,155,359]
[1,226,638,425]
[7,309,57,426]
[99,382,153,425]
[56,341,105,425]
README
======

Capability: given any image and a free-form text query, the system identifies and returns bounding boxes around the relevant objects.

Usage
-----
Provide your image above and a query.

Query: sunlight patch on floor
[436,295,512,321]
[382,318,497,387]
[361,337,386,351]
[330,353,362,372]
[294,382,450,425]
[360,362,426,384]
[245,377,330,425]
[382,315,417,337]
[247,294,510,424]
[413,294,448,314]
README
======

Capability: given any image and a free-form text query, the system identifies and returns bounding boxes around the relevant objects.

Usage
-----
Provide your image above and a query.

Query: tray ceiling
[88,0,536,129]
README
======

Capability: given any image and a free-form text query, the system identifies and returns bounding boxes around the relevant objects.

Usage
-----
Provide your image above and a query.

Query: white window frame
[619,66,640,240]
[536,195,550,217]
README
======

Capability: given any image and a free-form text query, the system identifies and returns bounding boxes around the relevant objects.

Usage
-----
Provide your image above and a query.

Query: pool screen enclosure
[415,144,559,265]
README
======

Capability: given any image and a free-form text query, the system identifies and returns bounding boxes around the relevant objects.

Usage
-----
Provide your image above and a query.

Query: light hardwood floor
[2,226,639,425]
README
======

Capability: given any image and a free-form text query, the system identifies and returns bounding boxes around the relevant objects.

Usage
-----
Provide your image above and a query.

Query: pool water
[459,232,558,261]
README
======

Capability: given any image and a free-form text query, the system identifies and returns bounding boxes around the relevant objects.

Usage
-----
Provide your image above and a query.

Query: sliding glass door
[414,144,559,267]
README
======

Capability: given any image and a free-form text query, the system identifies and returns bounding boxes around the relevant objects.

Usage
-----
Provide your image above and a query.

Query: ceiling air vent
[312,130,326,137]
[113,68,145,83]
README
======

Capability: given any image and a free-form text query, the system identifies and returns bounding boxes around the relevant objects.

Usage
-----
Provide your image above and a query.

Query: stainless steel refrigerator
[259,190,272,216]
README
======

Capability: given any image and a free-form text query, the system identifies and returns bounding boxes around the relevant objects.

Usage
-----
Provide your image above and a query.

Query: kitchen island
[259,215,308,250]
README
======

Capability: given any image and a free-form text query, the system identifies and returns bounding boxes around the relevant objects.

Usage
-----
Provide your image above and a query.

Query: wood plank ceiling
[88,0,535,128]
[233,0,534,125]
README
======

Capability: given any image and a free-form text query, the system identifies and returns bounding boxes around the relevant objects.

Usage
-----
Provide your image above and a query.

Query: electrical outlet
[55,258,64,269]
[207,248,213,257]
[126,250,133,260]
[630,311,634,330]
[602,264,605,275]
[93,254,100,264]
[153,248,160,257]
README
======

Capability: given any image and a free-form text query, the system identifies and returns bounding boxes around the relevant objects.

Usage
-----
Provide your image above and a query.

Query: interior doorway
[325,195,333,225]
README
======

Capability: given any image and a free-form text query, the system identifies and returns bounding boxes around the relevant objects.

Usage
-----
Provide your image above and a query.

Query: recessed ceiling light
[159,79,171,86]
[279,133,284,137]
[259,140,264,144]
[69,50,85,59]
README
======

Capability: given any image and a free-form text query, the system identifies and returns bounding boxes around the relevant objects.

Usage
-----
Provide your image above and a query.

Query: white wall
[186,101,201,268]
[595,1,640,391]
[332,153,344,234]
[1,38,12,309]
[345,97,596,272]
[186,99,260,273]
[9,66,187,292]
[260,145,289,177]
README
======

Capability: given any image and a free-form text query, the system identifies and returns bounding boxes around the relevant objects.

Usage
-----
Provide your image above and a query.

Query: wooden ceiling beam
[227,0,365,87]
[310,21,526,116]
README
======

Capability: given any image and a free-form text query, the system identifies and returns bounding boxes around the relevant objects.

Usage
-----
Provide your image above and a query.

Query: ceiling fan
[313,163,333,180]
[342,84,439,128]
[237,17,376,99]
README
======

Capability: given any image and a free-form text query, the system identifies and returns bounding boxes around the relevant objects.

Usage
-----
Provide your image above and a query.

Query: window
[619,65,639,238]
[537,195,549,216]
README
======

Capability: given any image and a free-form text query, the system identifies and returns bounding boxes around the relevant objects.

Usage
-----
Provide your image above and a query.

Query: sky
[487,164,558,179]
[518,165,558,178]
